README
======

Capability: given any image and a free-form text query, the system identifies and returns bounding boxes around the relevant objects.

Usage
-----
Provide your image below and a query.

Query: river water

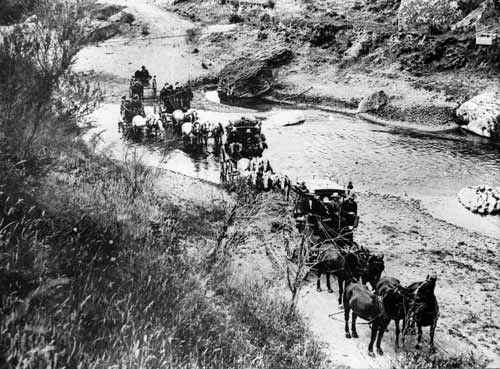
[89,98,500,239]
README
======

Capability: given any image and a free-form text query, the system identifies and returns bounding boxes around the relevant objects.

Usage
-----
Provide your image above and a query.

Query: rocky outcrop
[397,0,462,33]
[85,20,120,43]
[458,185,500,215]
[452,0,500,31]
[456,92,500,139]
[344,31,371,61]
[108,11,135,25]
[218,58,273,99]
[218,47,293,99]
[357,90,388,113]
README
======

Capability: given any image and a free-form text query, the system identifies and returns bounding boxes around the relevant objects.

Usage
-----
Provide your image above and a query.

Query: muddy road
[76,1,500,368]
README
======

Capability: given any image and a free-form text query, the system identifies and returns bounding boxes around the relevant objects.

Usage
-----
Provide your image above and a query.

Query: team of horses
[118,114,162,139]
[180,120,224,147]
[299,237,439,356]
[226,157,292,197]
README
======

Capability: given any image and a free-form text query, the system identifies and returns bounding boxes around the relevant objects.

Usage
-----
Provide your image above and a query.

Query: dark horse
[344,277,404,356]
[375,276,413,350]
[311,243,385,306]
[404,274,439,350]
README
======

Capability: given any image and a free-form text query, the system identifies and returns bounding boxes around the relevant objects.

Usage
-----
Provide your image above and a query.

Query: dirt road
[75,0,209,99]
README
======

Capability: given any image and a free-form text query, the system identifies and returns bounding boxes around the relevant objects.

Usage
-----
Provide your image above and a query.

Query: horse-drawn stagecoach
[220,117,269,184]
[292,177,359,242]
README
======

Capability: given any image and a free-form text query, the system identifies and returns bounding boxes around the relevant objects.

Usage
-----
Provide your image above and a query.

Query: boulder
[108,11,135,25]
[218,58,273,99]
[452,0,500,31]
[357,90,388,113]
[85,20,120,43]
[456,92,500,139]
[458,185,500,215]
[217,47,292,99]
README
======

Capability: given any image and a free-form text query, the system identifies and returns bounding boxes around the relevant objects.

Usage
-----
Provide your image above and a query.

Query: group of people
[120,94,145,123]
[159,83,193,113]
[294,181,358,240]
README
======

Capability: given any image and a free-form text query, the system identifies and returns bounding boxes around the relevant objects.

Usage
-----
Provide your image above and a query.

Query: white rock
[456,92,500,138]
[458,185,500,215]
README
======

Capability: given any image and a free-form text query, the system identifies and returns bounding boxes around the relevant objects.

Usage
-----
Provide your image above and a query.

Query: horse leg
[376,319,389,355]
[394,318,400,350]
[316,272,322,292]
[326,273,333,293]
[344,304,351,338]
[338,278,343,307]
[368,320,377,356]
[351,313,358,338]
[416,325,423,349]
[430,319,437,351]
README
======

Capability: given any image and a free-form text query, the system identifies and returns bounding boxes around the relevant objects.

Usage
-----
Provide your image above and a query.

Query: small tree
[285,230,312,312]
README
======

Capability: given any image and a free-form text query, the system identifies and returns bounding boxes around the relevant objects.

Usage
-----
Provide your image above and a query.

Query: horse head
[362,254,385,289]
[414,274,437,301]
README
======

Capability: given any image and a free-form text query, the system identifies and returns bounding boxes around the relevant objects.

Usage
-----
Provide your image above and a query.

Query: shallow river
[89,98,500,238]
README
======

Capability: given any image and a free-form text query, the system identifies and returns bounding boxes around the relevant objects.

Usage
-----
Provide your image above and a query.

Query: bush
[397,0,463,34]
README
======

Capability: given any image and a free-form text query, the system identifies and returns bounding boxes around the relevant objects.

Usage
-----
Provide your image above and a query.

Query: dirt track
[76,1,500,368]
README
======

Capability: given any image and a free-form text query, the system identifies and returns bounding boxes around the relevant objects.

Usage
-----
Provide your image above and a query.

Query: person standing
[347,181,354,195]
[152,75,157,98]
[330,193,342,230]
